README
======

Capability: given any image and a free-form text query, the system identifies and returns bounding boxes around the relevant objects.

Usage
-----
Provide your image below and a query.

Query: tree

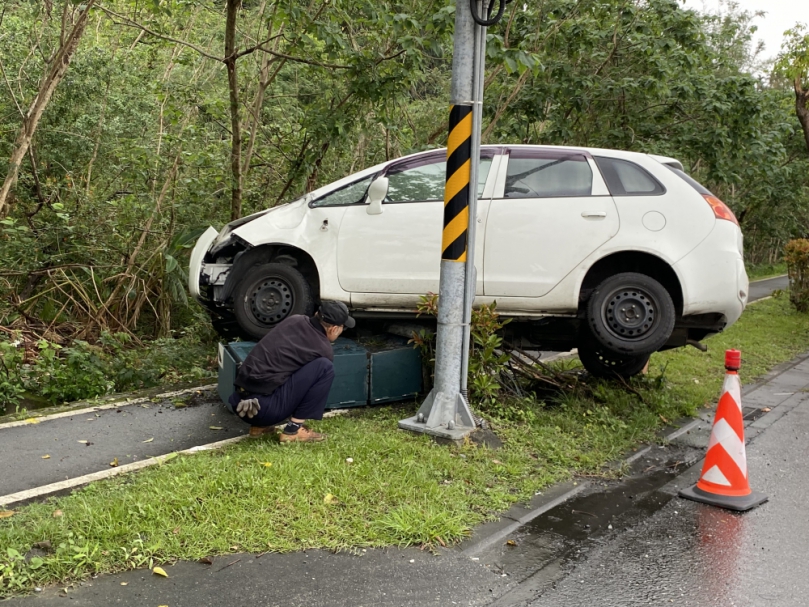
[775,26,809,156]
[0,0,98,217]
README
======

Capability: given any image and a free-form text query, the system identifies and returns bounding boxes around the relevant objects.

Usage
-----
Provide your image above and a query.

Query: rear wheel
[577,336,650,379]
[586,272,675,356]
[233,262,314,340]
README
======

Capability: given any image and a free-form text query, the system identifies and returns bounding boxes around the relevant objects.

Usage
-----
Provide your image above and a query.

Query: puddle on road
[483,445,701,605]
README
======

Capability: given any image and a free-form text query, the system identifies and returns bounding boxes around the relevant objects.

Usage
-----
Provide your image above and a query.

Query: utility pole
[399,0,496,440]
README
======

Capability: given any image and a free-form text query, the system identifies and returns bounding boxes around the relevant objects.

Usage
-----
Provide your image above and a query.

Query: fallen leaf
[41,454,51,459]
[142,437,154,443]
[52,510,63,518]
[172,526,180,535]
[492,459,502,465]
[323,493,337,505]
[33,541,52,551]
[0,511,15,519]
[262,462,272,468]
[120,582,127,586]
[198,556,213,565]
[24,418,40,424]
[209,426,223,430]
[109,458,119,467]
[152,566,168,578]
[506,539,517,547]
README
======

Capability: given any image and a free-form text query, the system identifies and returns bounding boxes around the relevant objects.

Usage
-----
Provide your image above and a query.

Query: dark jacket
[235,315,333,395]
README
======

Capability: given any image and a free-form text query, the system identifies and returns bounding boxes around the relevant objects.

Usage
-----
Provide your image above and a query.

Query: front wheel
[233,262,314,340]
[586,272,675,356]
[577,337,650,380]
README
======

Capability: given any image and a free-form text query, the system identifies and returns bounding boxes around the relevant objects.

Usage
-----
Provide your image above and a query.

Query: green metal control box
[217,338,368,409]
[368,336,423,404]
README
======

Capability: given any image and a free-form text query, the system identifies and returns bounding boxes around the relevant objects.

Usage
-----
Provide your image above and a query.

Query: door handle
[581,211,607,218]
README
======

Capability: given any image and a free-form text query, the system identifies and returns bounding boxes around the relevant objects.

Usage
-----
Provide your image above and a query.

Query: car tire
[577,335,651,379]
[586,272,675,356]
[233,262,314,340]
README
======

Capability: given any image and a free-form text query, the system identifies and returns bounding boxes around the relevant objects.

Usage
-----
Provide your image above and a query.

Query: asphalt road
[0,391,245,498]
[748,274,788,302]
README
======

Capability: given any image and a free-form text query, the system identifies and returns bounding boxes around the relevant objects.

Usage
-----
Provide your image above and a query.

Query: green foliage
[0,330,215,414]
[785,239,809,312]
[412,294,525,421]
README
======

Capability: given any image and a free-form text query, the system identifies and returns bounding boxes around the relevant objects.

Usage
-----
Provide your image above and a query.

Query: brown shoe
[248,426,278,438]
[278,426,326,443]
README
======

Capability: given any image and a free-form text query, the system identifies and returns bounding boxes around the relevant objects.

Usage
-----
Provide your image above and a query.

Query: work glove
[236,398,261,419]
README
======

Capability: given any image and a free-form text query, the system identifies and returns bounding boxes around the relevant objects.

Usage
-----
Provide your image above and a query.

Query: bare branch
[96,4,222,62]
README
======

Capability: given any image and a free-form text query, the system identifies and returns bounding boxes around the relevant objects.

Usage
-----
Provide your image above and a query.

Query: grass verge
[746,261,787,281]
[1,295,808,595]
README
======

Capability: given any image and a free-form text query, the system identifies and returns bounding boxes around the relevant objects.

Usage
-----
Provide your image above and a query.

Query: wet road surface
[480,355,809,607]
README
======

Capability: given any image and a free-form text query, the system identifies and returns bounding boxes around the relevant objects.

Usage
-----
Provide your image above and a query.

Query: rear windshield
[664,165,713,195]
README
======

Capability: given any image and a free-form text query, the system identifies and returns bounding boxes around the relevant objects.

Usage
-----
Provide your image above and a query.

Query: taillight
[703,195,738,226]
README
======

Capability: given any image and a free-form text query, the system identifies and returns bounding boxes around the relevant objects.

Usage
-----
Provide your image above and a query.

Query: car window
[504,153,592,198]
[385,157,493,203]
[594,157,665,196]
[311,176,374,208]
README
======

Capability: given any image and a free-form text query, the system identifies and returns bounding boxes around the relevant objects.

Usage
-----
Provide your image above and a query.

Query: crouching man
[228,300,355,443]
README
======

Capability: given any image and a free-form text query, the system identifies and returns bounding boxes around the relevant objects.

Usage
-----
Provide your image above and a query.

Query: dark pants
[229,357,335,427]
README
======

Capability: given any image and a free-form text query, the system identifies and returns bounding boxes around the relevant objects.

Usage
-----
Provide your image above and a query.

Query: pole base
[678,485,768,512]
[398,415,476,441]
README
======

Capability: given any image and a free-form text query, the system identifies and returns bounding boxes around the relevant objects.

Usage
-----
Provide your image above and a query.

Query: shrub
[785,239,809,312]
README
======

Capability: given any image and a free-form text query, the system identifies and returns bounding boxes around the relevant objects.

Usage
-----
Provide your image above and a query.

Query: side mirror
[366,176,388,215]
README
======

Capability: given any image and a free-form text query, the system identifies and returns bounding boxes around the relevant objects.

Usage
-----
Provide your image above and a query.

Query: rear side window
[505,152,593,198]
[664,165,713,195]
[594,157,665,196]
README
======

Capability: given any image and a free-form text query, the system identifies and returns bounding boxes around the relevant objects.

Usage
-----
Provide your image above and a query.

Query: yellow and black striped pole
[399,0,482,438]
[442,104,473,262]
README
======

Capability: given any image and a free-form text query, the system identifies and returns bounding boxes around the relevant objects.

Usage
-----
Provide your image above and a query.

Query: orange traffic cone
[679,349,768,512]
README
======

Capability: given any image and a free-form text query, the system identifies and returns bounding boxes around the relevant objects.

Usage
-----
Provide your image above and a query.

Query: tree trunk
[795,78,809,157]
[0,0,97,217]
[225,0,243,221]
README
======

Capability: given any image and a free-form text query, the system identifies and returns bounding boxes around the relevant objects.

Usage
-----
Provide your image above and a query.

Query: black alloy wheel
[586,272,675,356]
[233,262,314,340]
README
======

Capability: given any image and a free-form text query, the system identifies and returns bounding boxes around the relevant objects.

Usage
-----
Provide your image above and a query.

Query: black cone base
[679,484,768,512]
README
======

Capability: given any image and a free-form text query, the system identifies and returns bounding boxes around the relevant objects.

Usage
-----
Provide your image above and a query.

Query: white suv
[189,145,748,377]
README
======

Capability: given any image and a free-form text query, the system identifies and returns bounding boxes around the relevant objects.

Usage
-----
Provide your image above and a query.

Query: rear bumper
[674,222,747,330]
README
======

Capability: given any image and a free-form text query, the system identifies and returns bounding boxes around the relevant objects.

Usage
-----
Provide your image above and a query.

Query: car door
[337,151,495,303]
[483,148,618,298]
